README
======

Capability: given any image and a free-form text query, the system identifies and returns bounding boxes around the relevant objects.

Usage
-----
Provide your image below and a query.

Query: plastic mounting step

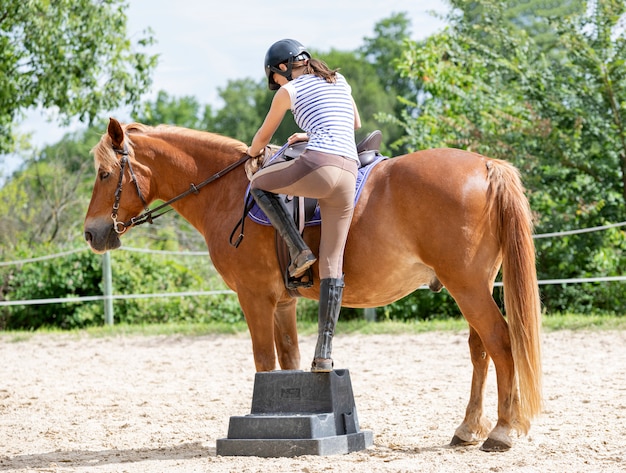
[216,369,374,457]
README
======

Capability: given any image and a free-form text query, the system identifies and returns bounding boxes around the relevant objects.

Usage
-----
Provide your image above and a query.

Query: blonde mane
[90,122,247,171]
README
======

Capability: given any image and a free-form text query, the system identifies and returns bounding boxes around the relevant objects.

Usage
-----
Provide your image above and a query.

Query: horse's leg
[450,326,493,446]
[237,292,279,372]
[273,298,300,370]
[445,284,519,452]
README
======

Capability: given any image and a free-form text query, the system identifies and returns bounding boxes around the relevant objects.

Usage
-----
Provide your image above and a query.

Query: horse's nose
[83,222,121,253]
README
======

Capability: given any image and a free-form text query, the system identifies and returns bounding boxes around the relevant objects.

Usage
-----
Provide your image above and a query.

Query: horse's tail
[487,159,543,433]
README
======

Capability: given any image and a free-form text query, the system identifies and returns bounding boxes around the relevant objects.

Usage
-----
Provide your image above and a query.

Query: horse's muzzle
[84,221,122,254]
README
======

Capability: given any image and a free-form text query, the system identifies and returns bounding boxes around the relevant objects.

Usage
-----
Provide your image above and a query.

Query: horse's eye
[99,171,111,181]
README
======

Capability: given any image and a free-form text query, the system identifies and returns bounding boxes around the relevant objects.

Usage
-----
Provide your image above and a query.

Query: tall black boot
[311,277,344,372]
[250,188,316,278]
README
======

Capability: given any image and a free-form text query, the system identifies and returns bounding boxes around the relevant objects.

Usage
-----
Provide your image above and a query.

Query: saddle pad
[247,155,387,227]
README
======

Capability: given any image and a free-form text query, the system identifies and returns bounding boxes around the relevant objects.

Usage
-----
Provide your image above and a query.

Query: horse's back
[354,148,493,233]
[339,148,502,305]
[375,147,491,196]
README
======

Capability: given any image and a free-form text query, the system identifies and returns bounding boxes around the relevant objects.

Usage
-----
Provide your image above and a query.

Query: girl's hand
[287,133,309,145]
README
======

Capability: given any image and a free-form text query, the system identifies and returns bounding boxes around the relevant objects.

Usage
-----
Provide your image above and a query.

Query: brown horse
[84,117,542,452]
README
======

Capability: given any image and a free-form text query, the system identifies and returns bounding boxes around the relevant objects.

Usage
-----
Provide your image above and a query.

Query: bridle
[110,142,250,234]
[111,143,150,234]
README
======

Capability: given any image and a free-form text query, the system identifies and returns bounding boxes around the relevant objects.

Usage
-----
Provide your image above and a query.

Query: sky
[8,0,449,174]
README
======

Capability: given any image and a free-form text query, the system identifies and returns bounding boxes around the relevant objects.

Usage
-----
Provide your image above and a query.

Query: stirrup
[311,358,333,373]
[285,267,314,289]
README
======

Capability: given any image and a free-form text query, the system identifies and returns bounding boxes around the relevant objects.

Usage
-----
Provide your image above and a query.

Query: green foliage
[135,91,212,130]
[0,247,244,330]
[389,0,626,315]
[146,44,405,152]
[379,289,463,320]
[340,288,462,322]
[0,125,100,249]
[3,6,626,329]
[320,49,397,150]
[359,12,419,152]
[107,250,242,326]
[210,78,272,142]
[0,0,157,154]
[1,247,103,329]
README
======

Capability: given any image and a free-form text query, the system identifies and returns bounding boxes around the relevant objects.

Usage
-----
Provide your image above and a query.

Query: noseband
[109,142,251,234]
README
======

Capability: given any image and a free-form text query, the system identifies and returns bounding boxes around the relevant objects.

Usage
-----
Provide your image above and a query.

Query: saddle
[275,129,383,169]
[256,130,384,225]
[232,131,385,294]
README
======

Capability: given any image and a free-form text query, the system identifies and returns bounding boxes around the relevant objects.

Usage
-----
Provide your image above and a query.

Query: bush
[3,225,625,331]
[535,226,626,315]
[0,247,243,329]
[0,249,103,329]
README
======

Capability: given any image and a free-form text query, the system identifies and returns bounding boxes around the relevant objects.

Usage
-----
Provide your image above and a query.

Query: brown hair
[298,58,338,84]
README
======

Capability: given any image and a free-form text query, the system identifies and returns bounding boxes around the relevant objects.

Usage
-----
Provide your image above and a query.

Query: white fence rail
[1,222,625,324]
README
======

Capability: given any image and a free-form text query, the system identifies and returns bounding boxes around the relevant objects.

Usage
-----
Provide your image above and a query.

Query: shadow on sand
[0,442,215,470]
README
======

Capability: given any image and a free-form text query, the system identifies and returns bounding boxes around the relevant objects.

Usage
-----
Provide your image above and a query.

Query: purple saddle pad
[247,155,387,226]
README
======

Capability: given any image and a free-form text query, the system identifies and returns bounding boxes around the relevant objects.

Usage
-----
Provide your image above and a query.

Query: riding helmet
[264,39,311,90]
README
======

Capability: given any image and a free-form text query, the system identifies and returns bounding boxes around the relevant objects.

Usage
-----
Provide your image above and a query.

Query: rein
[111,143,250,233]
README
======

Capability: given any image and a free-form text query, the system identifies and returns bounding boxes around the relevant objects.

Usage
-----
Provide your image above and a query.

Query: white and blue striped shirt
[283,73,359,162]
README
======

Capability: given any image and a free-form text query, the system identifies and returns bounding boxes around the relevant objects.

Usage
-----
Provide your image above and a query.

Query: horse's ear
[108,118,125,149]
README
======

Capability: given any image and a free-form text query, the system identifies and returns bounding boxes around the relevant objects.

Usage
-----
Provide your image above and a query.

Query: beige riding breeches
[250,149,358,279]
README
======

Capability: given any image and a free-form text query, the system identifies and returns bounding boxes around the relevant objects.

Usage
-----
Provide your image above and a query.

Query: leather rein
[110,142,250,234]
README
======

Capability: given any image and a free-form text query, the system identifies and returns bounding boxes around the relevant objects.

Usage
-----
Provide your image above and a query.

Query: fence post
[364,307,377,322]
[102,252,114,325]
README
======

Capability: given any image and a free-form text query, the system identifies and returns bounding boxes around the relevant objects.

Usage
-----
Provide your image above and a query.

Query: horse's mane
[90,122,247,171]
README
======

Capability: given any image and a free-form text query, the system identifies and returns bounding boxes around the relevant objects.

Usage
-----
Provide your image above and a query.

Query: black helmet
[264,39,311,90]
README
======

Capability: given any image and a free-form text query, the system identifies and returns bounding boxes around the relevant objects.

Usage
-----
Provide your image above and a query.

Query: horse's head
[84,118,152,253]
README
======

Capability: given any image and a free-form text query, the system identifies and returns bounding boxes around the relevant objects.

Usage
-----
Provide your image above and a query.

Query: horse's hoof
[450,435,479,447]
[480,437,512,452]
[311,358,333,372]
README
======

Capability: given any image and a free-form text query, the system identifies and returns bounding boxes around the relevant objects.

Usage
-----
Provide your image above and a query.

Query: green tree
[391,0,626,314]
[321,49,396,150]
[0,0,157,155]
[197,48,400,152]
[361,12,414,94]
[359,12,416,152]
[210,78,271,142]
[397,0,626,213]
[135,91,212,130]
[449,0,586,53]
[0,127,97,251]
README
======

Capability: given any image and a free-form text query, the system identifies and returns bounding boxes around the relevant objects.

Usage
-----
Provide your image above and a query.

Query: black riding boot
[311,277,344,372]
[250,188,316,278]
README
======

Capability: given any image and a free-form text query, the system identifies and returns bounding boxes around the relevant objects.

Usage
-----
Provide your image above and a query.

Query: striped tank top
[283,73,359,162]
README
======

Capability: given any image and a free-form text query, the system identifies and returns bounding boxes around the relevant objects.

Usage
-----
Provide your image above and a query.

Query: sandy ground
[0,329,624,473]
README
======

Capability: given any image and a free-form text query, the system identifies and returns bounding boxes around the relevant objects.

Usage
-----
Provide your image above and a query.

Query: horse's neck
[137,138,247,234]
